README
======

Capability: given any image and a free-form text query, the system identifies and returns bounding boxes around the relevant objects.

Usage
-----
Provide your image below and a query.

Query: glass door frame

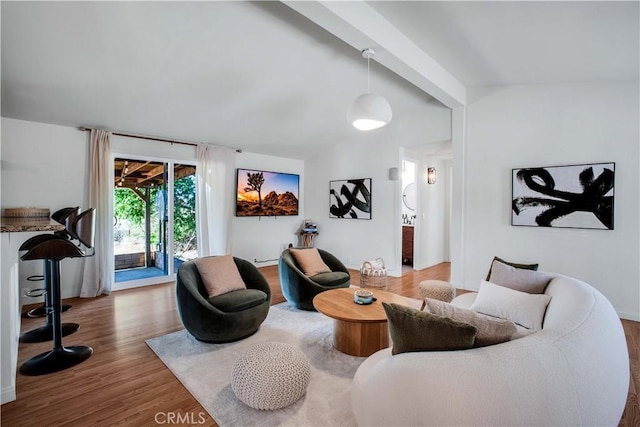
[111,153,194,291]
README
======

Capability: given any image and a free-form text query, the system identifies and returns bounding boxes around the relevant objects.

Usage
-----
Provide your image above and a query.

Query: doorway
[401,160,417,273]
[113,158,197,287]
[399,146,453,275]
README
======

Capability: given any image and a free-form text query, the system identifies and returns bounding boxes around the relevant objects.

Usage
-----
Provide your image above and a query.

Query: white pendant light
[347,48,392,131]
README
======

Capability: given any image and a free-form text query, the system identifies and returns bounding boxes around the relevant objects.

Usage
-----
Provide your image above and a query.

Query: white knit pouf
[418,280,456,303]
[231,342,311,410]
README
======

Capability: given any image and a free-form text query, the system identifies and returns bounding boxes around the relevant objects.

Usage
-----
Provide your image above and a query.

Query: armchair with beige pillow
[278,247,350,310]
[176,255,271,343]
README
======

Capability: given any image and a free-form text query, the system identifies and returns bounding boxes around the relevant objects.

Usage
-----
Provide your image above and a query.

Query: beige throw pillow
[423,298,517,347]
[489,260,553,294]
[383,303,477,355]
[290,248,331,276]
[470,280,552,331]
[194,255,246,298]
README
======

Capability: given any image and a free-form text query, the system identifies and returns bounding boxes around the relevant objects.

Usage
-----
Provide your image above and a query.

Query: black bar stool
[19,208,95,375]
[22,207,79,318]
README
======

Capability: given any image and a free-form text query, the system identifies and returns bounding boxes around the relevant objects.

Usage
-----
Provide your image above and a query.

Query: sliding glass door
[113,158,196,286]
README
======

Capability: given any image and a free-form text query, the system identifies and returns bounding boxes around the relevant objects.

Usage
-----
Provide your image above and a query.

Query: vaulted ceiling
[2,1,638,159]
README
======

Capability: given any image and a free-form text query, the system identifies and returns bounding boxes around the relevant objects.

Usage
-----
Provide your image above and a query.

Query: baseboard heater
[254,258,278,264]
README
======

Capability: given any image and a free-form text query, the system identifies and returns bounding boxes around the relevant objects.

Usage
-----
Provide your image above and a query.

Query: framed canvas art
[329,178,372,219]
[511,162,615,230]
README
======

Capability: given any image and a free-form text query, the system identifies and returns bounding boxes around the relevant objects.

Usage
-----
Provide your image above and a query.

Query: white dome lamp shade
[348,48,392,131]
[348,93,392,131]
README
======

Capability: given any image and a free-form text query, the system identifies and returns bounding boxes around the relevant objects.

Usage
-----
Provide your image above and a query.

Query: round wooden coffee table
[313,287,421,357]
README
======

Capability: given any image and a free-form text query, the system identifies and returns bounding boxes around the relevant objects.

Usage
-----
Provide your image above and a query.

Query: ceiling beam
[281,0,466,108]
[125,161,151,177]
[137,164,165,185]
[114,160,151,186]
[174,166,196,181]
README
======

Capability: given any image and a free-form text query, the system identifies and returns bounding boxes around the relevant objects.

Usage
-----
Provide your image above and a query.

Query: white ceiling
[369,1,639,86]
[2,1,638,159]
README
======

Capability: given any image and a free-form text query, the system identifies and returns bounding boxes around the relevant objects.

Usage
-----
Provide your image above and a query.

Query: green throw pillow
[382,303,477,355]
[485,256,538,281]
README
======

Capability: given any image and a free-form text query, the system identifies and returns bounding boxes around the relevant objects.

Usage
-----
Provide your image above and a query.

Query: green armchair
[176,256,271,343]
[278,248,351,310]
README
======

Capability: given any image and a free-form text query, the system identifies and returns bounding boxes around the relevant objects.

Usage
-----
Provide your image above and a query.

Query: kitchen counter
[1,217,64,233]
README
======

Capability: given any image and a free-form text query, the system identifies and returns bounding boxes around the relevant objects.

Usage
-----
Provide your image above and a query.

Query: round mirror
[402,183,416,211]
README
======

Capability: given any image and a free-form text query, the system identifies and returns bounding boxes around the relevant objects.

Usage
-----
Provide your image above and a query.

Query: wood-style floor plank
[619,318,640,427]
[1,262,638,427]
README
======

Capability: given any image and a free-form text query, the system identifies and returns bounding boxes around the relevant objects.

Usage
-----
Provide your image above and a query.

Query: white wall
[416,157,451,269]
[458,82,640,320]
[305,134,402,274]
[111,135,197,163]
[231,152,304,266]
[1,118,89,299]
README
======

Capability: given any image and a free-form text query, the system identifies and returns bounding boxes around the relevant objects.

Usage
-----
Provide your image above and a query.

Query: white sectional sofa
[351,273,630,426]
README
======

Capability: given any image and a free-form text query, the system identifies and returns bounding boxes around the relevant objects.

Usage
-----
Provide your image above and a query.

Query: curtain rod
[78,127,242,153]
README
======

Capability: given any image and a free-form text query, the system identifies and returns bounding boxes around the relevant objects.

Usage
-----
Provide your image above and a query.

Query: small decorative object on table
[354,289,374,305]
[360,258,387,290]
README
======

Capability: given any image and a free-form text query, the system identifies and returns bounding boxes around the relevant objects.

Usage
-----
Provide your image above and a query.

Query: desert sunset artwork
[236,169,299,217]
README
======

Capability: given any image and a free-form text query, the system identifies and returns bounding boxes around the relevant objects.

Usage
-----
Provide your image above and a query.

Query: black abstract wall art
[329,178,372,219]
[512,163,615,230]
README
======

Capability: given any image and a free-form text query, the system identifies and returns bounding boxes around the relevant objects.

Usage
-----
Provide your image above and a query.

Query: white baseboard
[618,311,640,322]
[346,263,361,273]
[1,385,16,405]
[385,269,402,278]
[255,261,278,268]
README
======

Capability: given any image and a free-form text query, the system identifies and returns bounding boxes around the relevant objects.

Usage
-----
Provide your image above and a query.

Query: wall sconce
[427,167,437,184]
[388,167,399,181]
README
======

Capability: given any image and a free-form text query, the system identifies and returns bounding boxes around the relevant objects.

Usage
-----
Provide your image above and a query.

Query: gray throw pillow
[423,298,517,347]
[489,260,553,294]
[383,303,477,355]
[485,256,538,281]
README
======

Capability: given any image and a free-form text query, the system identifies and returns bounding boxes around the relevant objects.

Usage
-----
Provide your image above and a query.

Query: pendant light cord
[367,55,371,93]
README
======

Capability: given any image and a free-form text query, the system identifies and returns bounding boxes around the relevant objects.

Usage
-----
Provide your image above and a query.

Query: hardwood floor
[620,317,640,427]
[1,262,638,426]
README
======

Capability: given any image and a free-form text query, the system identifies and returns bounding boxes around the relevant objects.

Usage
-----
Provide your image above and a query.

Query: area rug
[146,303,366,426]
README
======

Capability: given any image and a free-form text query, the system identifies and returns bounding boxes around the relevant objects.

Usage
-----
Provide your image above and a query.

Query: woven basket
[360,258,388,290]
[4,207,50,218]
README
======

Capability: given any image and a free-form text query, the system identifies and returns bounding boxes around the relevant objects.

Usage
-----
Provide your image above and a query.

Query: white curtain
[196,144,236,257]
[80,129,114,297]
